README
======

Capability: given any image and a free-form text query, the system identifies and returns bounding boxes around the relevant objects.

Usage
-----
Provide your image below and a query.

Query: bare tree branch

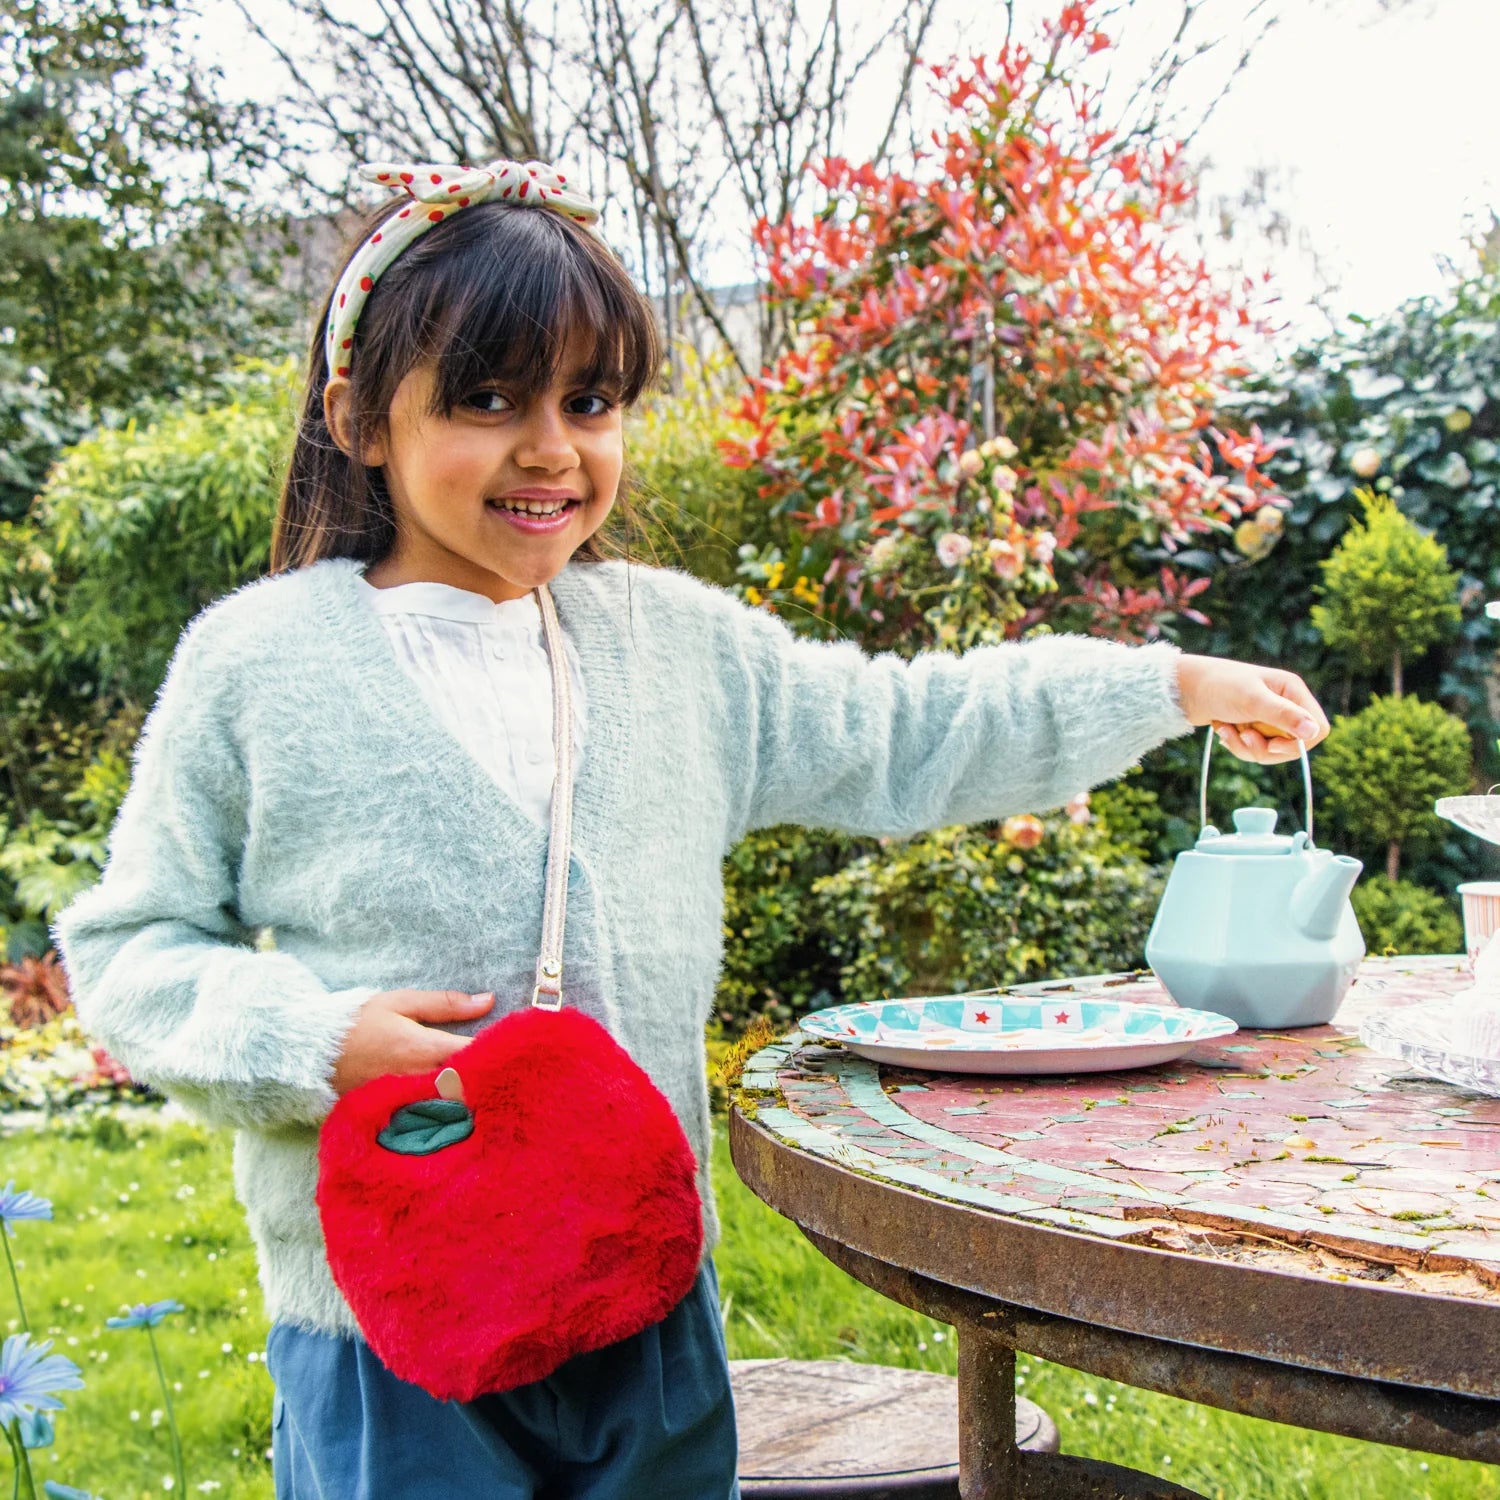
[231,0,1297,372]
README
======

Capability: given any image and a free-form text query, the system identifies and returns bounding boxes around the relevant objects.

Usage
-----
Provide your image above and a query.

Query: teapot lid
[1195,807,1308,856]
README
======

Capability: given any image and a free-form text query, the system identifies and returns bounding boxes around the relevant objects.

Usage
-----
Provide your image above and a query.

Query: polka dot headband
[325,158,604,380]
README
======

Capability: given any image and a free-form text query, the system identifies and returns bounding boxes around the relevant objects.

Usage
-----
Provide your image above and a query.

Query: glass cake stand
[1435,795,1500,846]
[1359,795,1500,1096]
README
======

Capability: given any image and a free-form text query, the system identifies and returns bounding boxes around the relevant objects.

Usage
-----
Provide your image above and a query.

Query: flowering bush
[722,0,1282,653]
[0,1008,144,1114]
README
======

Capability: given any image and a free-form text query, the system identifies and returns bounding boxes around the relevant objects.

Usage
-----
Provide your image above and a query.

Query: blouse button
[491,642,506,660]
[526,745,546,764]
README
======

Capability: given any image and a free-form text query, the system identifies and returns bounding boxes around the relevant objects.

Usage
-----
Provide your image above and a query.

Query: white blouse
[355,571,587,828]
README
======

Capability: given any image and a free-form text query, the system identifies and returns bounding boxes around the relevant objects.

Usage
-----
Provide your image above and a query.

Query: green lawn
[3,1107,1496,1500]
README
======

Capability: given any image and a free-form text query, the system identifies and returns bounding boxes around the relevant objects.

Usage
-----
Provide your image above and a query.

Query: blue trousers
[266,1260,739,1499]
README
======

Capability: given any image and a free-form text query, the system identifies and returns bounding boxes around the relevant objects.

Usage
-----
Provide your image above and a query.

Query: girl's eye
[569,392,616,417]
[461,390,512,413]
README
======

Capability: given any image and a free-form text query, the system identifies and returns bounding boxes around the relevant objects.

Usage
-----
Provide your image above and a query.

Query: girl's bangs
[415,210,658,414]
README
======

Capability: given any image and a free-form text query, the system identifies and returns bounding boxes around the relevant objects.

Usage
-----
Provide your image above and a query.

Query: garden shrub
[1316,695,1472,882]
[811,813,1164,1004]
[1140,263,1500,903]
[717,825,872,1030]
[1304,485,1471,890]
[717,804,1165,1031]
[1,951,69,1028]
[24,359,298,704]
[1085,777,1168,864]
[1310,489,1460,696]
[1194,264,1500,751]
[0,703,138,960]
[721,0,1282,653]
[1351,875,1464,957]
[625,349,776,590]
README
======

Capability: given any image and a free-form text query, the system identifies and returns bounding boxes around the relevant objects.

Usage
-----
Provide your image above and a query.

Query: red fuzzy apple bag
[316,583,703,1403]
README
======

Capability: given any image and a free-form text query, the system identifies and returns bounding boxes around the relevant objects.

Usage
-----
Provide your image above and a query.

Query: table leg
[957,1317,1022,1497]
[955,1314,1210,1500]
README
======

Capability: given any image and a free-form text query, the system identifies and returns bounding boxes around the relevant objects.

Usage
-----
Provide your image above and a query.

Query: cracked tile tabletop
[742,956,1500,1300]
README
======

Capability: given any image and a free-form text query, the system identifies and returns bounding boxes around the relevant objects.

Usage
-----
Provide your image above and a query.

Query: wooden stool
[731,1358,1059,1497]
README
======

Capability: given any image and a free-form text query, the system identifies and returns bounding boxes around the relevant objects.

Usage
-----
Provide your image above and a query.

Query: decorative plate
[798,992,1238,1075]
[1360,1000,1500,1098]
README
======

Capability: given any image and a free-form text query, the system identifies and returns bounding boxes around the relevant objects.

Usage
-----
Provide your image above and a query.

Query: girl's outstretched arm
[722,596,1194,842]
[49,613,378,1133]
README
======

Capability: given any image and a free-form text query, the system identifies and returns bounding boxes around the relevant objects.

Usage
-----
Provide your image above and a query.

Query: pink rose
[988,538,1023,580]
[936,532,973,568]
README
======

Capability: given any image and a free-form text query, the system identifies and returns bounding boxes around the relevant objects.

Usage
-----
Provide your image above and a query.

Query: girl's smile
[485,488,585,531]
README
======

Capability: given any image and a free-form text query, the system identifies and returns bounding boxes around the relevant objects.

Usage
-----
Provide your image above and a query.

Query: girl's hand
[1175,654,1330,765]
[330,988,495,1097]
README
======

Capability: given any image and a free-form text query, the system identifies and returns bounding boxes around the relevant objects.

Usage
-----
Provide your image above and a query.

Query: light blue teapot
[1145,730,1364,1028]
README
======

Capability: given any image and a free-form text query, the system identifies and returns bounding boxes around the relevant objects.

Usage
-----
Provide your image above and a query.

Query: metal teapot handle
[1199,725,1315,847]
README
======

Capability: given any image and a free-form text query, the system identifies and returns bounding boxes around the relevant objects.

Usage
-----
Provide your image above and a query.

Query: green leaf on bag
[376,1098,475,1155]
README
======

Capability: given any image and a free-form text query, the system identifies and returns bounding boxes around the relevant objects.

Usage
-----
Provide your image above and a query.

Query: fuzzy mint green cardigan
[50,553,1194,1338]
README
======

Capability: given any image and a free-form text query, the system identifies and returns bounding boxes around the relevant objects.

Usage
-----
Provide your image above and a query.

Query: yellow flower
[1234,519,1271,559]
[744,586,763,606]
[766,560,787,590]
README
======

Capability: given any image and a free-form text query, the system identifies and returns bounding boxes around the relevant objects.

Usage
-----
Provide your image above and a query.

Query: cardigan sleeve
[48,612,377,1133]
[723,602,1195,842]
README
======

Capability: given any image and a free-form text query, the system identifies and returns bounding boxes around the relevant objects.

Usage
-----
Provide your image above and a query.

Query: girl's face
[328,329,624,602]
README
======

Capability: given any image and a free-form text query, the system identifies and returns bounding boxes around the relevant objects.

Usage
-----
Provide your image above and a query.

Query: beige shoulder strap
[530,582,573,1010]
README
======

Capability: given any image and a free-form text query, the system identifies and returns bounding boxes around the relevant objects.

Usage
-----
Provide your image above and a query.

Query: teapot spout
[1292,850,1363,941]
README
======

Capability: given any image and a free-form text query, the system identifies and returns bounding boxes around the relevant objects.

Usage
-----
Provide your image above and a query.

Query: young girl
[50,156,1329,1499]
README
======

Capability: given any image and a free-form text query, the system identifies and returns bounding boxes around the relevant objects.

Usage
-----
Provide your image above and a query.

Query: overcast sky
[1125,0,1498,339]
[192,0,1496,347]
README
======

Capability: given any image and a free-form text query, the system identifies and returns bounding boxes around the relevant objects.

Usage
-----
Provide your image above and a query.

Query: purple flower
[105,1299,184,1331]
[0,1183,52,1228]
[0,1333,84,1427]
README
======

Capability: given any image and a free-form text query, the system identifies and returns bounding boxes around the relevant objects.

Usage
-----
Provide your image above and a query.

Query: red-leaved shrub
[722,0,1285,652]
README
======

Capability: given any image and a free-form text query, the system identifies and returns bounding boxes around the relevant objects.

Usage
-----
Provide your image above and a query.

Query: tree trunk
[1393,648,1403,699]
[1387,840,1400,883]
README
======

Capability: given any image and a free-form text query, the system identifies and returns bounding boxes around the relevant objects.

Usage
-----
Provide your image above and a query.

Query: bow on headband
[325,158,604,380]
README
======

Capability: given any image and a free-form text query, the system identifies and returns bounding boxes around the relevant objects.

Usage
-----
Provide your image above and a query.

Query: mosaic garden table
[729,955,1500,1498]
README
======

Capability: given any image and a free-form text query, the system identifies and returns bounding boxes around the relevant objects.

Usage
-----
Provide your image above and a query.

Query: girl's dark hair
[271,196,662,575]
